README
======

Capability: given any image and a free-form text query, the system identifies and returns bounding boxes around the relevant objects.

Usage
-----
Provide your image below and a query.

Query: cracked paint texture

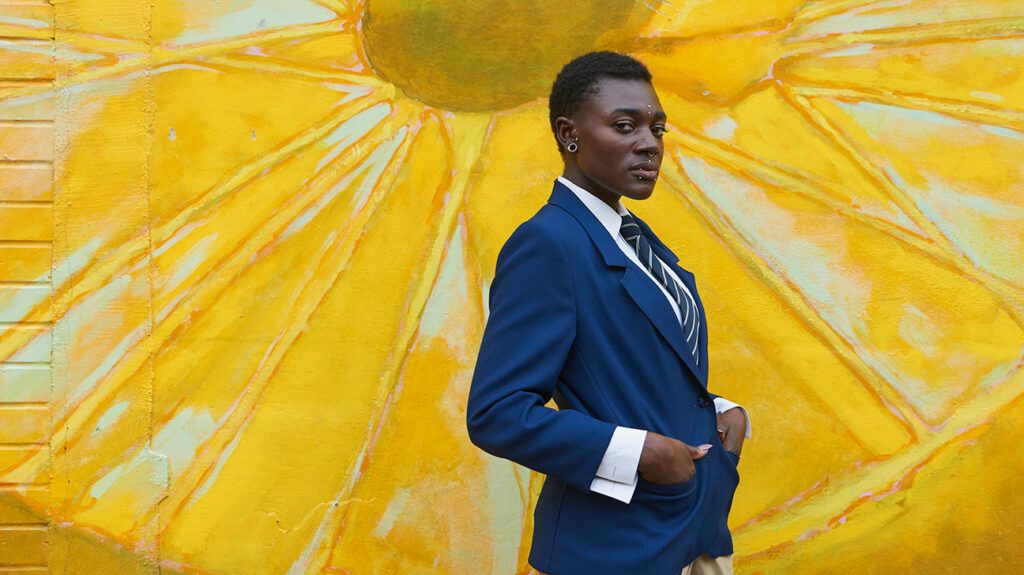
[0,0,1022,573]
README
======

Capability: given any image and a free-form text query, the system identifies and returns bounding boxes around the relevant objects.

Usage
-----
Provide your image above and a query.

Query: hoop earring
[566,141,578,153]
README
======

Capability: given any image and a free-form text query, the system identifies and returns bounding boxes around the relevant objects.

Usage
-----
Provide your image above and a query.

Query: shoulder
[492,205,595,285]
[527,203,582,233]
[489,207,582,298]
[503,204,586,251]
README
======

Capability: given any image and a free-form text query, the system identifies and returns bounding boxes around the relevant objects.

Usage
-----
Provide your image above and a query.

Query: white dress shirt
[556,177,752,504]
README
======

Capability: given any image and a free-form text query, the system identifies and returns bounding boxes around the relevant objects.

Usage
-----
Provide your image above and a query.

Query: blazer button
[696,396,710,409]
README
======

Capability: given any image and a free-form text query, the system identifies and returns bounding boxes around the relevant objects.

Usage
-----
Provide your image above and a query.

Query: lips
[629,164,659,180]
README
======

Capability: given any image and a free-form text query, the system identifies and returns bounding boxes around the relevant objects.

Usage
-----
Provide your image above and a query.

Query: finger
[689,443,712,460]
[718,427,726,443]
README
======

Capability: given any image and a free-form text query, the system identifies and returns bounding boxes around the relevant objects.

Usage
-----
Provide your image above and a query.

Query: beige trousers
[680,554,733,575]
[535,554,733,575]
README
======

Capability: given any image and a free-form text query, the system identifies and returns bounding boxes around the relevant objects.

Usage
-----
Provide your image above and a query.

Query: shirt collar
[556,176,630,239]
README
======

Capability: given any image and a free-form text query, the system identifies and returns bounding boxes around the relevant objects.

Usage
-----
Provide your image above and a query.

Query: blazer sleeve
[466,220,616,492]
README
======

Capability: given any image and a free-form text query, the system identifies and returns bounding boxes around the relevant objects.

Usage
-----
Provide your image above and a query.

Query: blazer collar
[551,177,684,268]
[556,176,627,237]
[548,179,627,269]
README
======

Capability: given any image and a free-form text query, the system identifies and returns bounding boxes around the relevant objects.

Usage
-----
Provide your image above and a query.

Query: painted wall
[0,0,1022,573]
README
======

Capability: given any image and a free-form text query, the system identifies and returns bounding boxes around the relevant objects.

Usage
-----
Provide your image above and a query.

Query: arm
[712,397,750,456]
[591,427,711,503]
[466,222,616,492]
[591,427,645,502]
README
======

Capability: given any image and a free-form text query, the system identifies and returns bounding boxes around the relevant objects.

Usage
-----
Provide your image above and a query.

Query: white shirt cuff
[713,397,752,439]
[590,426,646,504]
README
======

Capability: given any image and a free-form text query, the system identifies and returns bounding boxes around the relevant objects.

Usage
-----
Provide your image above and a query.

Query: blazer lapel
[548,181,707,386]
[620,265,706,386]
[548,182,627,269]
[636,216,710,385]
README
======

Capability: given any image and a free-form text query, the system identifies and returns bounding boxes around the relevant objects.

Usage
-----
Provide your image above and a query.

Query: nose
[635,134,661,158]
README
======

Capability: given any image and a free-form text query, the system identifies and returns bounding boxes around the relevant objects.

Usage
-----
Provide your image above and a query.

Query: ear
[554,116,576,149]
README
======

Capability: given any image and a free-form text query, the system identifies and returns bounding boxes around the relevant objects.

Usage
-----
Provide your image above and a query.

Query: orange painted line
[670,111,1024,328]
[31,98,403,484]
[826,418,994,529]
[201,53,381,86]
[822,16,1024,46]
[733,360,1024,555]
[777,86,1024,328]
[144,110,422,541]
[780,75,1024,120]
[791,0,879,25]
[0,92,391,375]
[663,146,926,436]
[319,113,494,573]
[0,19,353,106]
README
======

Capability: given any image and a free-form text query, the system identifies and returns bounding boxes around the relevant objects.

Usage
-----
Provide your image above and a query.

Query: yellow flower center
[361,1,649,111]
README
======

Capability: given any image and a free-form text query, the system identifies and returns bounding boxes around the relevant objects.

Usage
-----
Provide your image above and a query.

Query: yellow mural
[0,0,1022,573]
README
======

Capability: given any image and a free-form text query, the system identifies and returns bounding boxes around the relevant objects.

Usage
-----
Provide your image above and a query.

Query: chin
[622,178,657,200]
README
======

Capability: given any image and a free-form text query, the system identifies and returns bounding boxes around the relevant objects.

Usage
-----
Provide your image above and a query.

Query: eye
[614,120,635,132]
[652,125,668,138]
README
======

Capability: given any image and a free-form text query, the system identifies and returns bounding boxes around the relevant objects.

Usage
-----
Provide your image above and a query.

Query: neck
[561,164,620,210]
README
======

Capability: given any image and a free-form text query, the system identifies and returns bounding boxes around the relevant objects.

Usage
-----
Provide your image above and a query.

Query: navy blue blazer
[467,180,739,575]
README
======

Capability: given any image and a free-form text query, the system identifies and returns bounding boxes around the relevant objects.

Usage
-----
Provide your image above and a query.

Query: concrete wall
[0,0,1022,573]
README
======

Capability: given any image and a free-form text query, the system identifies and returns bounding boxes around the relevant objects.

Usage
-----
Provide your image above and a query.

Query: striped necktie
[619,213,700,364]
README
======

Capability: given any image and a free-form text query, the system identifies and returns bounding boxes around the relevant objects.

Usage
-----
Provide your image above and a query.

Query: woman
[467,51,749,575]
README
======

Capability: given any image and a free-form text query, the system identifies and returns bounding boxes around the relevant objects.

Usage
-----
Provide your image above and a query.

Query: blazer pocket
[636,476,698,497]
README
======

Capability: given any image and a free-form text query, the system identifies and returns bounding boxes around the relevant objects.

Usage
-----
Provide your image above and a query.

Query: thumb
[688,443,712,460]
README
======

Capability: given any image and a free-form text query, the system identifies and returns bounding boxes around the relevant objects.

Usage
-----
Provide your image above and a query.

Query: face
[558,77,667,205]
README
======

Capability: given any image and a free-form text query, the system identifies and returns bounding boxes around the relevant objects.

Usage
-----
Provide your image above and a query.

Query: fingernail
[699,444,712,451]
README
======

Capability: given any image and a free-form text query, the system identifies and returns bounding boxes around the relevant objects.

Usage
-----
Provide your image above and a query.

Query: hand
[637,432,710,484]
[717,407,747,456]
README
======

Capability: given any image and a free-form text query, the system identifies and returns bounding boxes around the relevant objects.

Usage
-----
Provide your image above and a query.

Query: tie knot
[620,213,642,242]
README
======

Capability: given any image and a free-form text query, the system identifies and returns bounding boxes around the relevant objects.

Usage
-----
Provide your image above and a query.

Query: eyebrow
[610,107,668,121]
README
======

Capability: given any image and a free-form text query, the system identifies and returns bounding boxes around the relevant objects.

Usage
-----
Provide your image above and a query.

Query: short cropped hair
[548,51,653,152]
